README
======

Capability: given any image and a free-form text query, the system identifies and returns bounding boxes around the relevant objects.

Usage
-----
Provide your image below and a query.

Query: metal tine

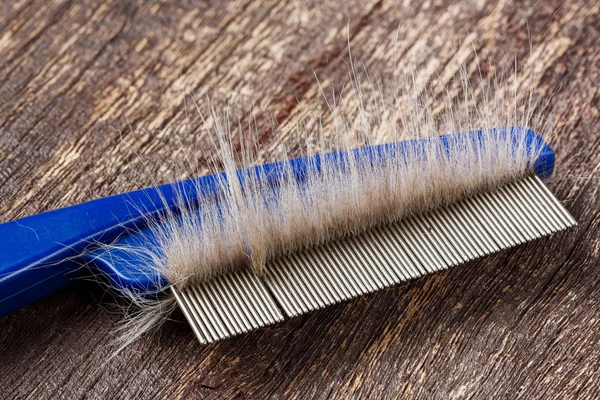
[403,217,447,271]
[520,177,564,231]
[298,248,345,303]
[365,227,412,280]
[273,258,310,314]
[264,265,298,317]
[191,285,229,339]
[347,235,389,288]
[495,185,539,239]
[329,239,376,293]
[412,214,460,266]
[231,272,264,329]
[316,243,361,298]
[392,220,437,274]
[442,204,485,258]
[229,271,264,328]
[285,255,323,310]
[435,205,480,260]
[452,201,496,255]
[211,278,246,333]
[454,199,498,254]
[242,271,283,322]
[463,194,509,249]
[171,288,208,344]
[203,279,239,336]
[532,175,577,226]
[503,183,546,237]
[220,272,253,332]
[509,180,554,235]
[362,228,403,284]
[469,193,515,248]
[292,251,335,306]
[402,218,444,271]
[424,210,470,263]
[480,189,527,244]
[336,236,384,292]
[312,245,357,299]
[484,187,531,241]
[372,224,420,279]
[502,182,548,236]
[185,287,220,341]
[216,274,253,332]
[353,233,395,287]
[325,241,371,295]
[386,222,428,276]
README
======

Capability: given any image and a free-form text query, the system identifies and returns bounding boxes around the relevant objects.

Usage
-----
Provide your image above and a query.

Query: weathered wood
[0,0,599,398]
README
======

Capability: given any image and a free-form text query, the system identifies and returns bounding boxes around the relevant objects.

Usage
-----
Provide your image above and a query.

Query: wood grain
[0,0,599,398]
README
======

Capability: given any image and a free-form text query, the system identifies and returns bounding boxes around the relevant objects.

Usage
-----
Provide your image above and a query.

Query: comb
[0,128,575,345]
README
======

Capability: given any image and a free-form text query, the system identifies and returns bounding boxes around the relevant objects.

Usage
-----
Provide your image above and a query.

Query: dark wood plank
[0,0,599,398]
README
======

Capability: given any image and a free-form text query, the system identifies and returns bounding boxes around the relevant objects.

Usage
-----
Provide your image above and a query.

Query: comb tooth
[264,264,298,317]
[331,240,376,293]
[174,176,576,342]
[456,200,499,254]
[531,175,576,227]
[185,287,220,341]
[299,248,344,303]
[507,182,552,236]
[495,186,539,240]
[315,245,358,299]
[424,210,470,263]
[282,256,320,311]
[435,206,478,260]
[350,234,391,287]
[447,204,486,258]
[272,258,309,314]
[517,178,561,233]
[364,229,404,284]
[481,189,527,244]
[227,272,261,329]
[412,215,459,266]
[171,269,285,344]
[363,228,404,282]
[314,244,358,298]
[291,252,333,306]
[202,280,238,336]
[171,287,208,344]
[221,273,253,332]
[325,242,370,295]
[191,285,229,339]
[484,188,529,243]
[503,183,547,237]
[241,271,284,323]
[404,217,446,270]
[372,225,420,279]
[387,222,429,274]
[385,222,428,275]
[469,194,514,248]
[213,275,247,333]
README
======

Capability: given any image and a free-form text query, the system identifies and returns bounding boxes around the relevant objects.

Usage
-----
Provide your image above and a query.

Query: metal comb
[172,174,575,344]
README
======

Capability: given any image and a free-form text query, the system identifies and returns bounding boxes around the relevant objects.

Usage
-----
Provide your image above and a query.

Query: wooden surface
[1,0,599,398]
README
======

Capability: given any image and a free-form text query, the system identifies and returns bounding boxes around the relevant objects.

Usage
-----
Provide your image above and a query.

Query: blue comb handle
[0,128,554,316]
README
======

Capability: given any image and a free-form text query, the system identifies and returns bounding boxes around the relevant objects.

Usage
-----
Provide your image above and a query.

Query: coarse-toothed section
[172,175,576,344]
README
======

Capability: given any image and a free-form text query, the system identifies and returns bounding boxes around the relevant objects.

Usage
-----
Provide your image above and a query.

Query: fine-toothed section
[171,175,575,343]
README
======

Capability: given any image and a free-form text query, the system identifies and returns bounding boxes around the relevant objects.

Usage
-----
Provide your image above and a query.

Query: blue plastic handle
[0,127,555,316]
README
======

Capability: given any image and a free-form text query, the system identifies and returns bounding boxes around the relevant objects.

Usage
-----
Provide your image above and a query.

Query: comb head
[85,127,555,291]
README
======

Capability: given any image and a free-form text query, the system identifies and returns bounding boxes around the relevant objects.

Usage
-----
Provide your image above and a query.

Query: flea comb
[0,127,575,345]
